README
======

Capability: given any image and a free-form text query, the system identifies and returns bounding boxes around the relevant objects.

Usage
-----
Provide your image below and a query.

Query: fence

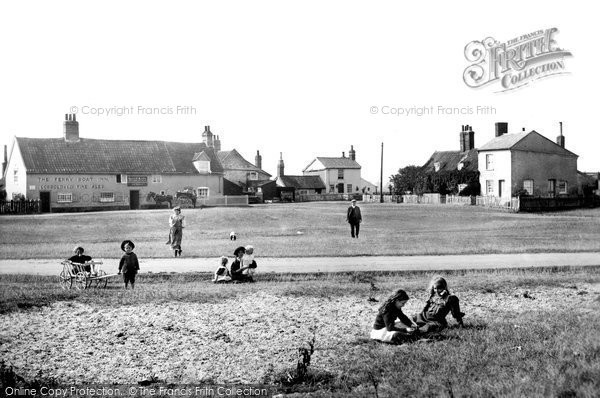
[446,195,475,205]
[362,194,398,203]
[196,195,249,207]
[296,193,363,202]
[0,199,41,215]
[475,196,520,211]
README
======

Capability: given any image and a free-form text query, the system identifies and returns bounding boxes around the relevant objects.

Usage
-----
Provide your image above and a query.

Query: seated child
[213,256,232,283]
[241,245,258,279]
[371,289,419,344]
[68,246,97,275]
[413,276,464,333]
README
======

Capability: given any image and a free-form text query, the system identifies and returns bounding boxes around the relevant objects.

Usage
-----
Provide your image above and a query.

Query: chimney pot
[495,122,508,137]
[556,122,565,148]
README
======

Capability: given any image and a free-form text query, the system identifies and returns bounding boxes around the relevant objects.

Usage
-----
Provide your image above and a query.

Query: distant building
[202,125,271,197]
[275,153,326,196]
[360,178,378,194]
[421,125,479,195]
[478,122,578,199]
[302,146,362,194]
[3,115,224,212]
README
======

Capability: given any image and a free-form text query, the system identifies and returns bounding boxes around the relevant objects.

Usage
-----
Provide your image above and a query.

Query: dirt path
[1,252,599,275]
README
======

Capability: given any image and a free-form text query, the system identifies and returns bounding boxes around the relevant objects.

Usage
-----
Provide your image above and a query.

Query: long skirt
[170,226,183,250]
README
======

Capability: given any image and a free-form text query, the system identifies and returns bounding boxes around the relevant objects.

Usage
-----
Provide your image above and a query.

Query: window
[298,190,308,195]
[151,175,162,183]
[160,190,166,195]
[194,160,211,173]
[523,180,534,195]
[547,179,556,196]
[116,174,127,184]
[100,192,115,202]
[57,193,73,203]
[329,185,334,193]
[338,169,344,180]
[13,169,18,184]
[558,180,567,194]
[248,172,258,180]
[486,180,494,195]
[434,162,441,172]
[197,187,209,198]
[485,154,494,170]
[347,184,352,193]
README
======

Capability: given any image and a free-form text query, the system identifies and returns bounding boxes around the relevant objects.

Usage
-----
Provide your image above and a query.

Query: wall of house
[511,151,578,196]
[4,142,27,199]
[223,169,271,185]
[478,150,512,198]
[25,173,223,211]
[305,169,361,193]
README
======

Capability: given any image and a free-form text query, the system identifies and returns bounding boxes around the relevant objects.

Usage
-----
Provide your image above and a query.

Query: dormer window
[194,160,211,173]
[192,151,212,174]
[434,162,441,172]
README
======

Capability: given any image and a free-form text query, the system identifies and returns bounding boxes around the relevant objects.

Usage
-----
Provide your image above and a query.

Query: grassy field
[1,203,600,259]
[1,267,599,397]
[2,203,600,396]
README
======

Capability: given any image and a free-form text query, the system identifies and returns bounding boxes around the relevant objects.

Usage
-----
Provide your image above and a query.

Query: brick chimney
[63,114,80,142]
[202,125,214,147]
[556,122,565,148]
[255,150,262,169]
[460,124,475,152]
[213,135,221,151]
[277,152,284,177]
[495,122,508,137]
[349,145,356,161]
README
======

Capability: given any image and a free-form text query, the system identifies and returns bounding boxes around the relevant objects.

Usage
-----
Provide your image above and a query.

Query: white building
[302,146,362,194]
[478,122,578,200]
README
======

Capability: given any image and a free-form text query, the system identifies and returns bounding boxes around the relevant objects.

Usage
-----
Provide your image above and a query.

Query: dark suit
[346,204,362,238]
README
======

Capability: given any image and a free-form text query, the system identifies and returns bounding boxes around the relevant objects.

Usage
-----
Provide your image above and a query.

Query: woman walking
[168,206,186,257]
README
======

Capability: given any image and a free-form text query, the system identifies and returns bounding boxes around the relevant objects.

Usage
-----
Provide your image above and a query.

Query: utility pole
[379,142,384,203]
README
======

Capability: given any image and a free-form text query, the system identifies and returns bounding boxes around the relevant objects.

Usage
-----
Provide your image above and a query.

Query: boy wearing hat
[346,199,362,238]
[118,240,140,289]
[230,246,253,282]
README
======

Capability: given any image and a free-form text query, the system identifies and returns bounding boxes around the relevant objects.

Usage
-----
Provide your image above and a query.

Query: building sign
[463,28,572,92]
[127,176,148,186]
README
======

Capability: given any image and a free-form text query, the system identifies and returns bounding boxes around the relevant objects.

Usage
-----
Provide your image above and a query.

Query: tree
[389,166,427,195]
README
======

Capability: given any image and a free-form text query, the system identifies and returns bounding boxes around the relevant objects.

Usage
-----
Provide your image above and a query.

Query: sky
[1,1,598,186]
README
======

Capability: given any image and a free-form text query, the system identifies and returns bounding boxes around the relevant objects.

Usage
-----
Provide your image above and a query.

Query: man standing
[346,199,362,238]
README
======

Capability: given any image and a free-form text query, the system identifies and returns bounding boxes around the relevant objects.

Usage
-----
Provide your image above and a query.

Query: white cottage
[478,122,578,199]
[302,146,362,194]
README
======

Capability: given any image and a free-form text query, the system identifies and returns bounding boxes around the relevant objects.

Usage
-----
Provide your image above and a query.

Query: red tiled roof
[16,137,223,174]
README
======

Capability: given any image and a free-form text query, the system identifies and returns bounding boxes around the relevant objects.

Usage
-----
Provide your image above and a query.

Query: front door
[337,183,344,193]
[40,192,51,212]
[129,190,139,209]
[498,180,505,198]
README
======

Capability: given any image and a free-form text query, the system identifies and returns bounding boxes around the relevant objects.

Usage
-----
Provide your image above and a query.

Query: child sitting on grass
[241,245,258,279]
[413,276,464,333]
[213,256,232,283]
[370,289,419,344]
